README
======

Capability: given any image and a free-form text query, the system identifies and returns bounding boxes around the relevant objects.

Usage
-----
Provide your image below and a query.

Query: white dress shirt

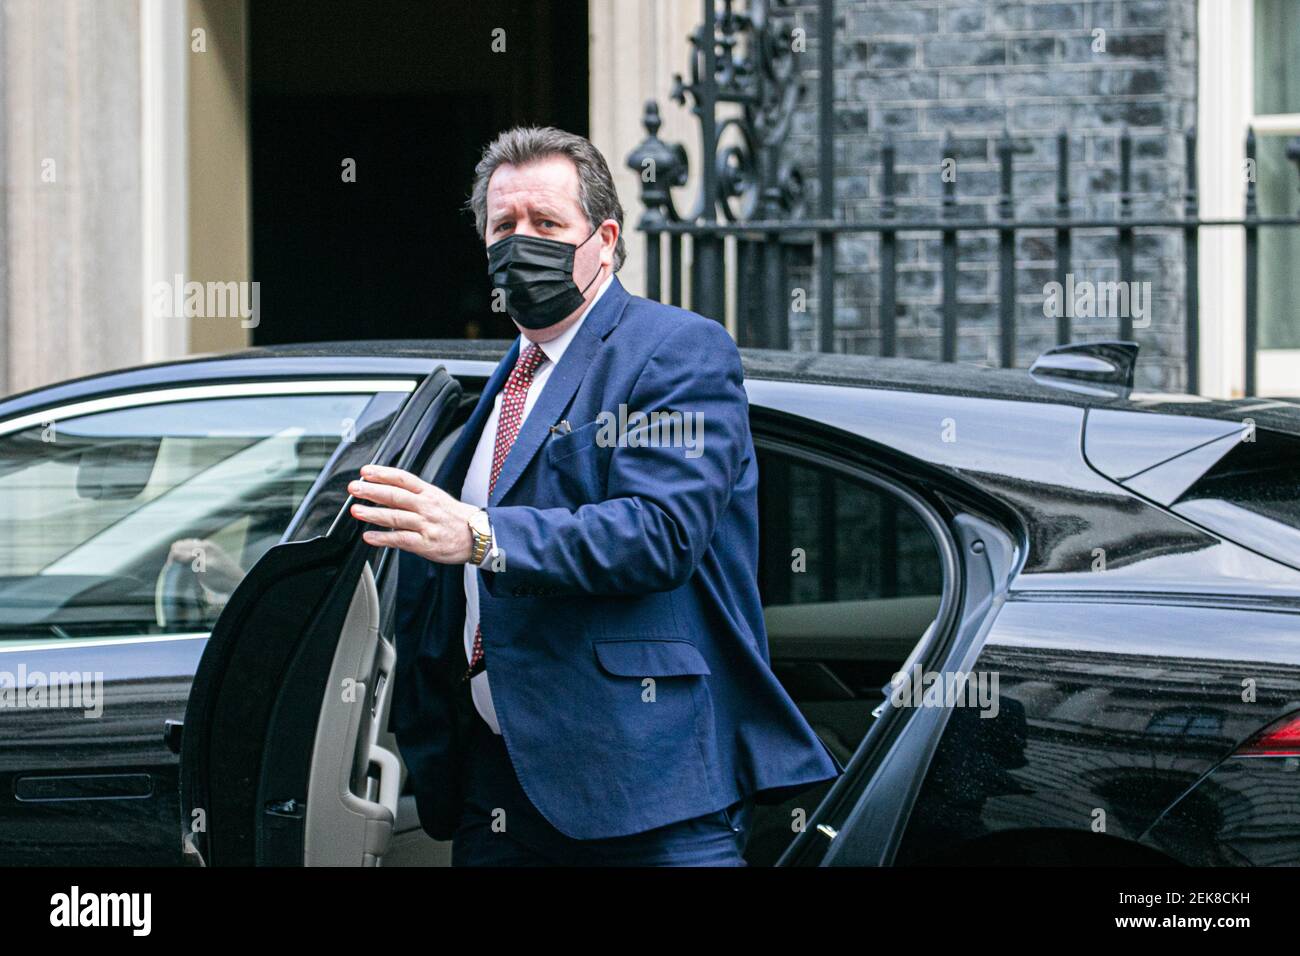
[460,274,614,733]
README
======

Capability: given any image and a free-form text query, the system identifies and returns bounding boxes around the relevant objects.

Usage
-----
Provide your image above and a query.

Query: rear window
[1172,427,1300,569]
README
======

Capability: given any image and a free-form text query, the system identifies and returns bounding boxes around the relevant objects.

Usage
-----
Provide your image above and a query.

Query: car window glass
[758,450,944,607]
[0,392,370,643]
[756,448,946,698]
[1175,427,1300,528]
[1172,427,1300,570]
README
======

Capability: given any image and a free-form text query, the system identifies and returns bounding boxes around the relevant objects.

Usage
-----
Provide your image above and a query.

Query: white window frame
[1199,0,1300,397]
[0,379,416,438]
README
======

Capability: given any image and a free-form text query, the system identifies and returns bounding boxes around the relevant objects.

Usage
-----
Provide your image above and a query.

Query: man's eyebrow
[487,203,569,227]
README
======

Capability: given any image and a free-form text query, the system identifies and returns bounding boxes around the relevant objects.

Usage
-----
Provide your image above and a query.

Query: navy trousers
[451,712,755,866]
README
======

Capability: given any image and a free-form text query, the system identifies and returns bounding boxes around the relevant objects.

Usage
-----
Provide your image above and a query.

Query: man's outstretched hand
[347,465,477,564]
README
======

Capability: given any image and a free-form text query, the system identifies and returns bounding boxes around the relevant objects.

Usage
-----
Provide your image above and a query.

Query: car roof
[3,338,1298,435]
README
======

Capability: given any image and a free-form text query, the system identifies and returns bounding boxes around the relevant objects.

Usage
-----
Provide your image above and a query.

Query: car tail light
[1236,712,1300,757]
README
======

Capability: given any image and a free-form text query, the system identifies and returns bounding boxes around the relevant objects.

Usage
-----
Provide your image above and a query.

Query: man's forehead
[486,157,581,209]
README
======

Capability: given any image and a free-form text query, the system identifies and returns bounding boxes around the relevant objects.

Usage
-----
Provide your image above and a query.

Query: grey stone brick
[1028,3,1086,31]
[864,40,918,69]
[923,37,1006,68]
[856,72,941,100]
[1093,67,1166,95]
[925,104,1007,130]
[988,2,1029,31]
[1124,1,1171,28]
[1098,30,1168,60]
[947,7,986,33]
[1010,37,1058,65]
[871,106,920,131]
[940,72,989,98]
[853,6,940,35]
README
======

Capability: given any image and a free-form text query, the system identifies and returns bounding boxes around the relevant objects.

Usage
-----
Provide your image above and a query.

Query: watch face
[470,510,491,536]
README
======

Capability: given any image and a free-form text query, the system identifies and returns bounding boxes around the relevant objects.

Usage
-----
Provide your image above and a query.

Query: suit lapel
[488,277,630,507]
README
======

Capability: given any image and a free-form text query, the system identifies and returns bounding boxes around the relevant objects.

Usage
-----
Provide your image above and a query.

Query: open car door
[178,366,462,866]
[776,512,1017,866]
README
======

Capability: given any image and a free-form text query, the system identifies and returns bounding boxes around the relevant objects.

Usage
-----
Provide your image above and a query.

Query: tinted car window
[0,393,370,642]
[757,451,944,606]
[1172,427,1300,570]
[1176,427,1300,527]
[756,447,945,695]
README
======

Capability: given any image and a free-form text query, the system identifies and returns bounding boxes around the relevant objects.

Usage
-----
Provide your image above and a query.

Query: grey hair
[468,126,626,272]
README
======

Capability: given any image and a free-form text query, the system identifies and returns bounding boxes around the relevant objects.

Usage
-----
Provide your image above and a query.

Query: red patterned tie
[465,342,547,681]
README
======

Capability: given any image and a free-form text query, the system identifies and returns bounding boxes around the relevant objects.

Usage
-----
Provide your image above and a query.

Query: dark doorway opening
[248,0,588,345]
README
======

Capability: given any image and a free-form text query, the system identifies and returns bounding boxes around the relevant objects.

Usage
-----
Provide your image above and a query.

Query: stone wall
[784,0,1198,390]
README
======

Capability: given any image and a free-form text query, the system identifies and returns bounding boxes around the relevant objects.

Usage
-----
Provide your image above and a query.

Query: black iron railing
[626,0,1300,396]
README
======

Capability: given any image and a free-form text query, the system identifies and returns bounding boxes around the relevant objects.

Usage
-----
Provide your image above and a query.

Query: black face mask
[487,227,601,329]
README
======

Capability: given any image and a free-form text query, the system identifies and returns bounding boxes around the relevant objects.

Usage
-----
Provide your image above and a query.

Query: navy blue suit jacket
[391,276,841,840]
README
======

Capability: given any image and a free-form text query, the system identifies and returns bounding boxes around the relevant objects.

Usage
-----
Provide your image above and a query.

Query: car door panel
[179,367,461,865]
[894,598,1300,865]
[778,513,1018,865]
[0,635,204,864]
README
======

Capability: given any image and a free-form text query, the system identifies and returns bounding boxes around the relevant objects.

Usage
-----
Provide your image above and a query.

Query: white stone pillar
[1,0,159,395]
[587,0,701,305]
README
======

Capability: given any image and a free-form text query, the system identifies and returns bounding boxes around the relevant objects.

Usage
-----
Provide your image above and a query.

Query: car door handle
[368,743,400,824]
[15,773,153,801]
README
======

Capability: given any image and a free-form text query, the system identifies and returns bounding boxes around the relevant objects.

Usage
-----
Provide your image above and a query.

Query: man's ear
[599,220,619,267]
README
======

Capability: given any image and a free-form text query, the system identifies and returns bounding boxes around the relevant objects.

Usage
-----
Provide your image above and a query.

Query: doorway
[248,0,589,345]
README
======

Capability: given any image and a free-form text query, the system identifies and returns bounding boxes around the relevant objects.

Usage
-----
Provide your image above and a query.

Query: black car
[0,339,1297,867]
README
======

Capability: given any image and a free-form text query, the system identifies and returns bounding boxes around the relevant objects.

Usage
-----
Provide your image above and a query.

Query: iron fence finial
[627,101,688,227]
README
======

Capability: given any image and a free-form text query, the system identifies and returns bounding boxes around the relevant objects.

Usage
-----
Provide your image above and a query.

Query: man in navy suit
[348,127,841,865]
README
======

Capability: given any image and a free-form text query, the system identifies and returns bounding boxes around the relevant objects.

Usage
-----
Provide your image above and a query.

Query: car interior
[298,412,949,866]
